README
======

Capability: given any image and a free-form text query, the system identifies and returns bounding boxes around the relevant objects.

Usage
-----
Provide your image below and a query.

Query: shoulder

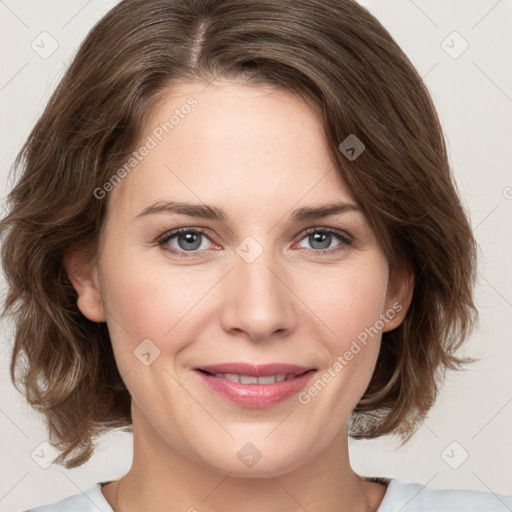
[378,478,512,512]
[17,482,113,512]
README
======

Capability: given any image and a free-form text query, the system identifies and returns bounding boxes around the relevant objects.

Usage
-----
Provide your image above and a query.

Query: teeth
[211,372,297,384]
[259,375,280,384]
[240,375,258,384]
[224,373,241,383]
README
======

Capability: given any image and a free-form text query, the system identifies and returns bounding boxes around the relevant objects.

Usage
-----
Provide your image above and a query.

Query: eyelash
[157,226,353,258]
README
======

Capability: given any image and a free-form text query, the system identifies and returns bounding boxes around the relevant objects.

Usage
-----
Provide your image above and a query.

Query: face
[66,80,412,477]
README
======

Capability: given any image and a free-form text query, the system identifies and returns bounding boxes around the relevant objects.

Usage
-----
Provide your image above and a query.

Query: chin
[200,445,309,478]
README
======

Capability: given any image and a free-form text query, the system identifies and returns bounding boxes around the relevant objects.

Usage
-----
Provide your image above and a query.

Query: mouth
[194,363,316,408]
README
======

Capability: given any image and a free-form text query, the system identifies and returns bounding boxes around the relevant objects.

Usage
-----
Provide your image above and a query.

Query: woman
[1,0,510,511]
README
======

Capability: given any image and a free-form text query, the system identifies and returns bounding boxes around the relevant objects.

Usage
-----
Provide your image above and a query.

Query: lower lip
[195,370,316,408]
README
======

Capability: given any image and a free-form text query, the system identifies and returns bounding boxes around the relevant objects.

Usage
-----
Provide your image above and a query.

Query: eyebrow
[133,200,362,223]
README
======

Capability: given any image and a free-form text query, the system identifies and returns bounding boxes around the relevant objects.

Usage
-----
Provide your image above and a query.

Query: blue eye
[158,227,352,258]
[296,227,352,254]
[158,227,214,257]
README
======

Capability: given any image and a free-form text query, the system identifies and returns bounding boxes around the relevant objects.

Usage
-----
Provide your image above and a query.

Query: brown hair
[0,0,478,468]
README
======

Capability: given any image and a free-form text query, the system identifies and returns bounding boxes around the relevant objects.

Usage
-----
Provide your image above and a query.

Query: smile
[194,367,316,408]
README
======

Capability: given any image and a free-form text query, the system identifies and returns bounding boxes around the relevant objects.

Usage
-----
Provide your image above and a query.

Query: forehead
[108,80,356,221]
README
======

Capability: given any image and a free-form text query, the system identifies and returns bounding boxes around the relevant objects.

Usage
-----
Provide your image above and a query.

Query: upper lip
[195,363,315,377]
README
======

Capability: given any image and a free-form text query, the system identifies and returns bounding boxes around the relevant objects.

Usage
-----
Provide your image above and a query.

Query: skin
[65,80,414,512]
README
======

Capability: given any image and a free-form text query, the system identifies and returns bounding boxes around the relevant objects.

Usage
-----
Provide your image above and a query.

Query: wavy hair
[0,0,478,468]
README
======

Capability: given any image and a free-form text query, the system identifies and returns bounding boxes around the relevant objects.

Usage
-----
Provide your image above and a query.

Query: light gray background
[1,1,511,510]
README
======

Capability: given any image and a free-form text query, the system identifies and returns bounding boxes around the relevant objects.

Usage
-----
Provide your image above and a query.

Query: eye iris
[310,232,331,250]
[178,232,202,251]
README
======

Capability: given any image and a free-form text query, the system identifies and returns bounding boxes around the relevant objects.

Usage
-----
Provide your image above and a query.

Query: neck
[108,404,376,512]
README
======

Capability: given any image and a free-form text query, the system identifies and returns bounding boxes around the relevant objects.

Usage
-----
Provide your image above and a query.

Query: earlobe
[62,244,106,323]
[383,266,414,332]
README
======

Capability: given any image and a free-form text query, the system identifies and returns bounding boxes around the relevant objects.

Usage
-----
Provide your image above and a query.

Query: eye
[158,227,217,258]
[294,227,352,255]
[157,226,353,258]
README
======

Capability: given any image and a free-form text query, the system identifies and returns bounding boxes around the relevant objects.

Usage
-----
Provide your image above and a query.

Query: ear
[382,264,414,332]
[62,243,106,322]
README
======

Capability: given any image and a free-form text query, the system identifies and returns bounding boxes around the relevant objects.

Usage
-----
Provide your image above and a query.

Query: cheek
[294,266,387,419]
[100,239,206,335]
[298,259,388,342]
[300,259,388,401]
[98,257,200,406]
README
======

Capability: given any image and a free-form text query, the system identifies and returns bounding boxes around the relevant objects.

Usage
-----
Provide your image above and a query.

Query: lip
[196,362,314,377]
[194,363,316,408]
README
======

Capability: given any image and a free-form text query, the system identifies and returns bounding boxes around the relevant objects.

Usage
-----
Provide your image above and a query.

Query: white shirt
[20,477,512,512]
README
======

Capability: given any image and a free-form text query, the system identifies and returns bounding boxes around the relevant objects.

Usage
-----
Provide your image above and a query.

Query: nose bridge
[222,234,294,339]
[235,234,284,302]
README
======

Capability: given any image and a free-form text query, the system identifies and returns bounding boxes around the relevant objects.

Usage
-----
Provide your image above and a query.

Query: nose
[220,246,296,342]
